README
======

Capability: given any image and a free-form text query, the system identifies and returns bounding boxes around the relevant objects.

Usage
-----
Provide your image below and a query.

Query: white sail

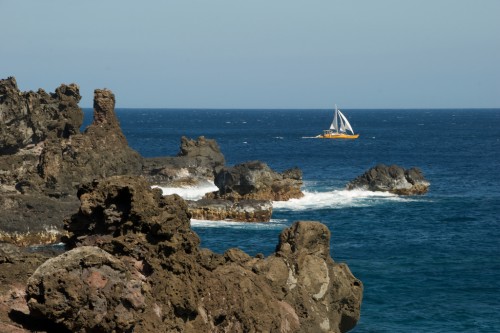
[338,110,355,134]
[339,114,346,132]
[318,104,358,139]
[329,108,338,131]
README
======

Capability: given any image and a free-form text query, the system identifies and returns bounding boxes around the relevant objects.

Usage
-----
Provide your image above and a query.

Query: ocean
[84,108,500,332]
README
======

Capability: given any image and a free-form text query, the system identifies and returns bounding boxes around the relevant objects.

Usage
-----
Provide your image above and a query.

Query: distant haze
[3,1,499,109]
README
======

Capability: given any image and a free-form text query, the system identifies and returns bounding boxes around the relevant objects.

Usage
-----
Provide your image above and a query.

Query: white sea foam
[152,181,218,200]
[190,219,287,229]
[273,189,411,211]
[153,182,415,213]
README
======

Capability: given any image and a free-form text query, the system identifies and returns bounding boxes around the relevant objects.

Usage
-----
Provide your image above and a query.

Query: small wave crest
[191,219,288,229]
[273,189,411,211]
[152,181,218,200]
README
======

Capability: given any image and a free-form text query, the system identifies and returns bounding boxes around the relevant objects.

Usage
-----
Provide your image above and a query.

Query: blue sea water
[84,108,500,332]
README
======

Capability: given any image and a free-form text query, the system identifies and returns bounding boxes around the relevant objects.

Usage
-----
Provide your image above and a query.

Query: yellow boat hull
[316,133,359,139]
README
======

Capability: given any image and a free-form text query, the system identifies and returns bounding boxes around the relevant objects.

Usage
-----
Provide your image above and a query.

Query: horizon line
[79,106,500,110]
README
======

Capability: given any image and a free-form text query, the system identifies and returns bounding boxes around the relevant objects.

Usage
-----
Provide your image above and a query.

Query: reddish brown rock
[27,246,145,333]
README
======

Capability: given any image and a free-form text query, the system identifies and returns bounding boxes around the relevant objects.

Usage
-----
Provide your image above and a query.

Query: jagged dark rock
[209,161,304,201]
[346,164,430,195]
[0,78,143,246]
[1,77,305,241]
[143,142,303,222]
[142,136,225,187]
[18,175,362,332]
[38,88,143,196]
[0,77,82,155]
[0,77,142,197]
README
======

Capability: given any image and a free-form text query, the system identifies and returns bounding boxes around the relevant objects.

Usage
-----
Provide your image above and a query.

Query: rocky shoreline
[1,175,363,333]
[1,76,429,245]
[0,77,431,332]
[0,76,304,246]
[0,77,363,332]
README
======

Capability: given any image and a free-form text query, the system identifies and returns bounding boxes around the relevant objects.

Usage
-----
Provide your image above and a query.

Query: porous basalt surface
[21,175,362,333]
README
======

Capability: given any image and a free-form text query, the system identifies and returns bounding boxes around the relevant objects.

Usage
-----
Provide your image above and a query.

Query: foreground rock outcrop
[19,175,362,332]
[346,164,430,195]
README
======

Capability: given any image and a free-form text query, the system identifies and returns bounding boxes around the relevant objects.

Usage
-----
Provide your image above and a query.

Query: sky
[2,1,499,109]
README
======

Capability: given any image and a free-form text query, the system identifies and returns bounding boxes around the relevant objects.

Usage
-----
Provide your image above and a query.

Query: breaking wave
[273,189,413,211]
[190,219,288,229]
[152,181,218,200]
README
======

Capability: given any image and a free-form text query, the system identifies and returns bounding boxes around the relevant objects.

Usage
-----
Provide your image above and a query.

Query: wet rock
[346,164,430,195]
[187,198,273,222]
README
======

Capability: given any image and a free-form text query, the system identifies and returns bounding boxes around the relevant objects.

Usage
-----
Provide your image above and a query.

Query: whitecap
[190,219,287,230]
[273,189,414,211]
[152,181,218,200]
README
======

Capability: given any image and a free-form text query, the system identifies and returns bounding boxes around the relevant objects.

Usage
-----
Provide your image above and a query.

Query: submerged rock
[20,175,363,333]
[346,164,430,195]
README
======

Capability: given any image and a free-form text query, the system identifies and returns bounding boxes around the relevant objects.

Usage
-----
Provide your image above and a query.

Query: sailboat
[316,105,359,139]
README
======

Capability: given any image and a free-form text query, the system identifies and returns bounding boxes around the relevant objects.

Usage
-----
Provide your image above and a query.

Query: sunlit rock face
[347,164,430,195]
